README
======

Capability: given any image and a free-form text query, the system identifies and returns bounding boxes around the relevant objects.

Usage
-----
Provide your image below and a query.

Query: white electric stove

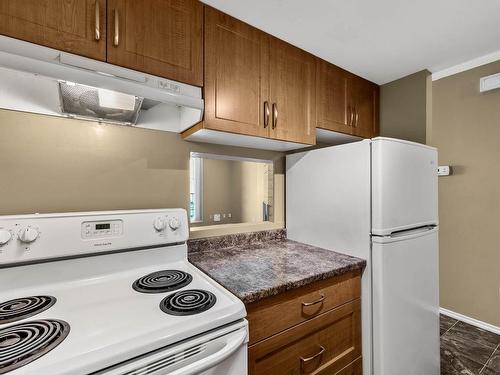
[0,209,247,375]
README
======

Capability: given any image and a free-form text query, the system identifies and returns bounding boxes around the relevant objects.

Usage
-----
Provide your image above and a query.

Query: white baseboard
[440,307,500,335]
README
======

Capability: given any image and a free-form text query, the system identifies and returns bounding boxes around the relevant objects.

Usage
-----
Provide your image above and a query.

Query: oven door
[97,320,248,375]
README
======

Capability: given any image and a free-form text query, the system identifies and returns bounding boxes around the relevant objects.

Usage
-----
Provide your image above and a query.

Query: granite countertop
[188,230,366,304]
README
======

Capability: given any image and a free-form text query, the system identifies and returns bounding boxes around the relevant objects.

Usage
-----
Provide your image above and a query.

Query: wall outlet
[213,213,221,222]
[438,166,451,176]
[228,213,232,218]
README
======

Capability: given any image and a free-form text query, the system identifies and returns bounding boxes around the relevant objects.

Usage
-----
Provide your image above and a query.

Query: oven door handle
[169,328,247,375]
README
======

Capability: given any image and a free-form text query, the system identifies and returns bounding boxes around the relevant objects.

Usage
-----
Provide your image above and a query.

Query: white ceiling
[201,0,500,84]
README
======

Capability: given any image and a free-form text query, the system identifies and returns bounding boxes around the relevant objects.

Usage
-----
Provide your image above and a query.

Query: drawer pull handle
[300,345,326,368]
[301,294,325,307]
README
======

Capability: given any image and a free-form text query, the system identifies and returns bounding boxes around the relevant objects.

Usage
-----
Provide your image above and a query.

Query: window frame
[189,154,203,223]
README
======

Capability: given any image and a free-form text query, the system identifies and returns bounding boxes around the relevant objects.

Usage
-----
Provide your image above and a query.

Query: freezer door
[372,227,440,375]
[286,140,371,260]
[372,137,438,235]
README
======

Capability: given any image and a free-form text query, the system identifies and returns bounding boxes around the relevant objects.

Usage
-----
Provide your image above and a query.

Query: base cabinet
[247,272,362,375]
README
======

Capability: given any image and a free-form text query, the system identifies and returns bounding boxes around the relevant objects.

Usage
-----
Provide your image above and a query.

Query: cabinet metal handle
[113,9,120,46]
[94,0,100,41]
[301,294,325,307]
[264,101,270,128]
[272,103,278,129]
[349,106,354,126]
[355,110,359,127]
[300,345,326,369]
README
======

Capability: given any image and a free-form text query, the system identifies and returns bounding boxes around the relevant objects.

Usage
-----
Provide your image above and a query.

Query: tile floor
[440,314,499,374]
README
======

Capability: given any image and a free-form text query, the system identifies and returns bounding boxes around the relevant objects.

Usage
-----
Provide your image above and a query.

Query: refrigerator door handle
[372,225,438,243]
[389,225,437,238]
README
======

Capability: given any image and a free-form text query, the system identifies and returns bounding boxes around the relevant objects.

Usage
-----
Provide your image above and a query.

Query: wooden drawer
[248,299,361,375]
[247,271,361,345]
[331,357,362,375]
[313,357,362,375]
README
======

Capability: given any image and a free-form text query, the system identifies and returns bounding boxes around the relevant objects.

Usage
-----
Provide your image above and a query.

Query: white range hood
[0,36,203,132]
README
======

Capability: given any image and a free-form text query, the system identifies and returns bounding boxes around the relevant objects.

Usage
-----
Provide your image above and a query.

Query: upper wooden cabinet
[316,60,379,139]
[107,0,203,86]
[0,0,106,61]
[269,37,316,145]
[203,7,269,138]
[190,7,315,147]
[349,76,379,138]
[0,0,203,85]
[1,1,378,146]
[316,60,351,134]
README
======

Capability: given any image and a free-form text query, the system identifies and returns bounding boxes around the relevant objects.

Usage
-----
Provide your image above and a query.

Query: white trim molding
[440,307,500,335]
[432,50,500,81]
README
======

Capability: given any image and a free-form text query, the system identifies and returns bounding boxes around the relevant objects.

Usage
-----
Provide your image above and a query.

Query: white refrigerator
[286,137,440,375]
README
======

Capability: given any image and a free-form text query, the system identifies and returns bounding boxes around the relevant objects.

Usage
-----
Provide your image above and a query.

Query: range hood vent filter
[58,81,144,124]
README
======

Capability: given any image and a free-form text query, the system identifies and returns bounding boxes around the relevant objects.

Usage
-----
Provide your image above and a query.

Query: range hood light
[97,88,136,111]
[96,71,115,77]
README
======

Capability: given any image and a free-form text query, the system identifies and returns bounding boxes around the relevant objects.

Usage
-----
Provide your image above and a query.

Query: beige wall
[431,60,500,326]
[200,158,242,225]
[197,159,272,225]
[380,70,430,143]
[0,109,285,229]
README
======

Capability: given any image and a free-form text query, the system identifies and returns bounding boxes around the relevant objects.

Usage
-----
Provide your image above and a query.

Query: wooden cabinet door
[269,37,316,145]
[107,0,203,86]
[316,60,353,135]
[203,7,269,138]
[0,0,106,60]
[350,76,379,138]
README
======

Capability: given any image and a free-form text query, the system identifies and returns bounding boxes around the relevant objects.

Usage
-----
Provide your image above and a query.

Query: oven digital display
[95,223,111,230]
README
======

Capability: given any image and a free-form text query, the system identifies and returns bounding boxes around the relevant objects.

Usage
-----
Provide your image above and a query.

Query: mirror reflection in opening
[189,153,274,226]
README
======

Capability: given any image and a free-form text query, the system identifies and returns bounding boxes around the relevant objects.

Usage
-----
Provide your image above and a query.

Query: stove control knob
[168,217,180,231]
[0,230,12,245]
[153,217,167,232]
[18,227,39,243]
